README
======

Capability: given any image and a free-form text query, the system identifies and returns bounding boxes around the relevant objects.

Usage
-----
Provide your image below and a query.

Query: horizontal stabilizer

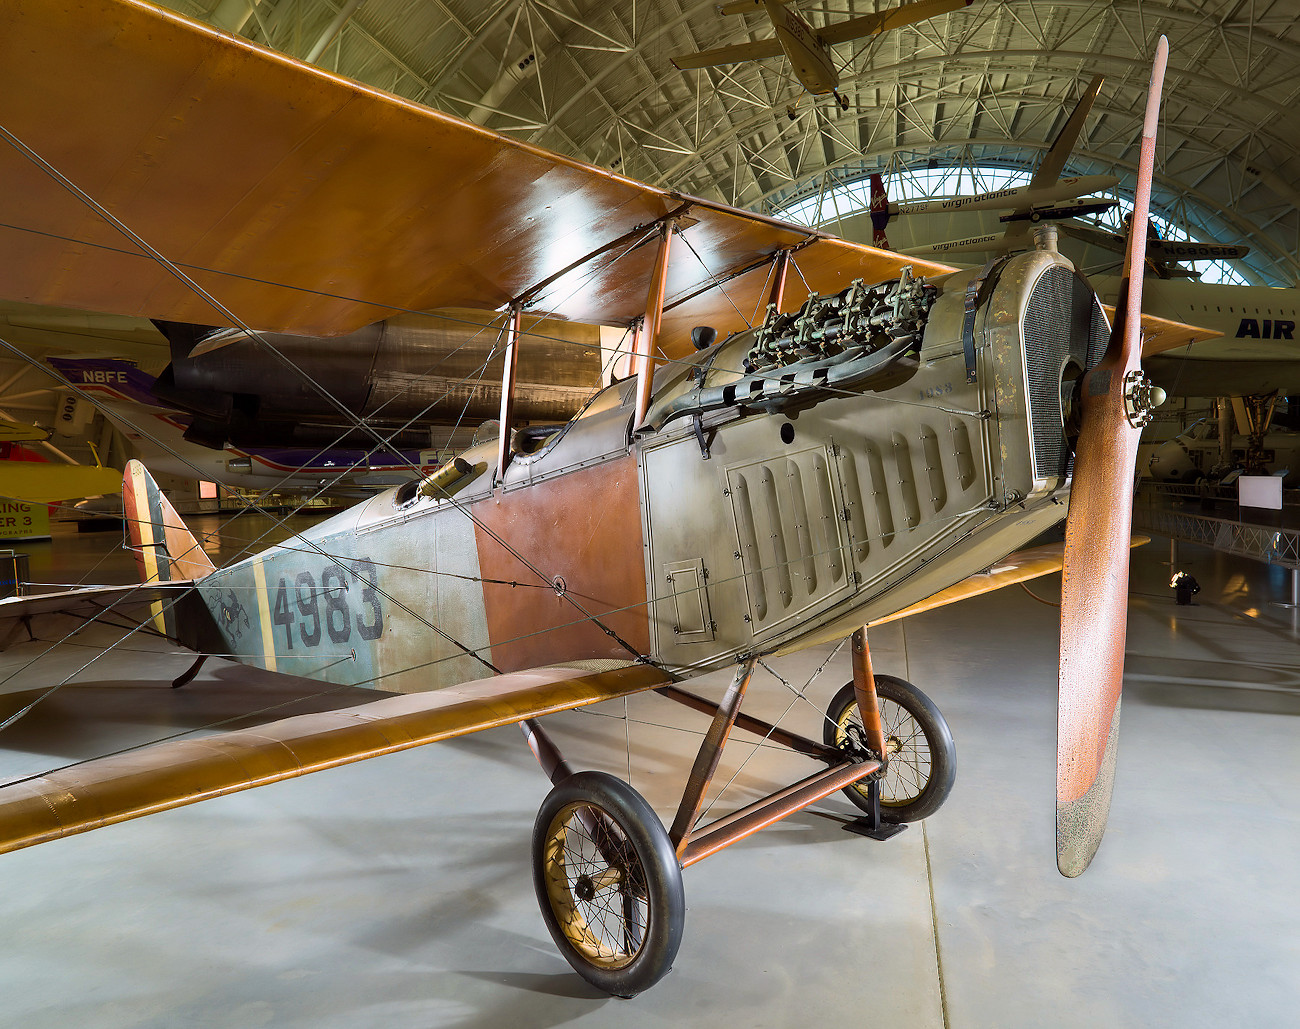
[670,36,784,71]
[0,663,672,856]
[999,200,1116,223]
[819,0,971,46]
[0,581,195,626]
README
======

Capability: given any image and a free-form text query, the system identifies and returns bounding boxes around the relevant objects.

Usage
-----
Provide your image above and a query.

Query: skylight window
[772,164,1249,286]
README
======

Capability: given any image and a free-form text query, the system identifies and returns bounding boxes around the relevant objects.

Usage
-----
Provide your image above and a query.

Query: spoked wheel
[823,675,956,823]
[532,770,685,998]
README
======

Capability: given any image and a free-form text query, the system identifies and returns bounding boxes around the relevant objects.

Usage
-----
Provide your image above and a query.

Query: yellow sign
[0,502,50,540]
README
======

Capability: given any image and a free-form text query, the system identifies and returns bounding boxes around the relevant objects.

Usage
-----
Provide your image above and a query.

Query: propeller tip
[1056,698,1121,878]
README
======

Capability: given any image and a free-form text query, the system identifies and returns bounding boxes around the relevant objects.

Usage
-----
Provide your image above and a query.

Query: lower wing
[0,662,671,856]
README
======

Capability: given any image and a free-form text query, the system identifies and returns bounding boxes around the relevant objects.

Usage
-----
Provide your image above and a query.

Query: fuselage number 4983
[271,557,383,650]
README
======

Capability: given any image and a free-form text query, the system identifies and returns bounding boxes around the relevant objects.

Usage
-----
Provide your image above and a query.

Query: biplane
[0,1,1185,999]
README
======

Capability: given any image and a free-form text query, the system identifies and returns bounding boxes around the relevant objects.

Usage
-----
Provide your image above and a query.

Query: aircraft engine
[645,245,1108,506]
[743,270,936,373]
[639,245,1109,674]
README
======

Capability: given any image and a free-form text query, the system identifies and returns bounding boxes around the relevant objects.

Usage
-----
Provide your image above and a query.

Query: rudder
[123,459,216,634]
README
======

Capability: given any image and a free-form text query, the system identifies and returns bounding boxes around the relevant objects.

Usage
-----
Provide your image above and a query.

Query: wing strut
[634,221,674,427]
[767,249,791,312]
[496,306,523,483]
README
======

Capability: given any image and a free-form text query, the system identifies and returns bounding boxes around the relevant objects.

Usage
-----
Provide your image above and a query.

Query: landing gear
[532,770,685,998]
[522,644,940,996]
[824,675,956,823]
[833,89,850,112]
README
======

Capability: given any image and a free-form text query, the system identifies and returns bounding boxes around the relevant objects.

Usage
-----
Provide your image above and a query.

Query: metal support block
[842,778,908,841]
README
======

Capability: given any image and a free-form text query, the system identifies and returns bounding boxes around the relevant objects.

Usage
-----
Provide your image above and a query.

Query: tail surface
[869,174,891,249]
[122,460,215,638]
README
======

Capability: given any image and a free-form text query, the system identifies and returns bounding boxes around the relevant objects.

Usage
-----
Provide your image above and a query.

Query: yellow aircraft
[0,421,122,504]
[0,1,1180,998]
[671,0,973,111]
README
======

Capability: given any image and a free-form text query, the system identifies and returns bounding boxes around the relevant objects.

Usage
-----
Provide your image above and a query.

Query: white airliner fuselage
[1093,276,1300,396]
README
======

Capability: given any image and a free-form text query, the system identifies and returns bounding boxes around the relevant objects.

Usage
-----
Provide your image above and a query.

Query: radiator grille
[1022,266,1109,480]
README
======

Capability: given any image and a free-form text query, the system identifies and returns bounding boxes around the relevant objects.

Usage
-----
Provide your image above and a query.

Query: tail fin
[869,174,891,249]
[123,460,216,588]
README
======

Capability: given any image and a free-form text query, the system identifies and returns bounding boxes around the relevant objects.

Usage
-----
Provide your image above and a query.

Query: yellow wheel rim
[541,801,649,970]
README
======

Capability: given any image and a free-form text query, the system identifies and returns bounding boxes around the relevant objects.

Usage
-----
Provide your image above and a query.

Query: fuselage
[768,0,838,94]
[190,247,1107,693]
[893,176,1119,218]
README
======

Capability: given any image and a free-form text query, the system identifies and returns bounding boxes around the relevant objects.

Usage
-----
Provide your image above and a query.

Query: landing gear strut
[824,675,956,823]
[521,628,955,997]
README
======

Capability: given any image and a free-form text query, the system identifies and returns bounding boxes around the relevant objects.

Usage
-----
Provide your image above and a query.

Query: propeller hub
[1122,370,1165,428]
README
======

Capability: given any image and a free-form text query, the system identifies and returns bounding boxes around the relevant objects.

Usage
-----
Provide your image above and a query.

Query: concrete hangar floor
[0,515,1295,1028]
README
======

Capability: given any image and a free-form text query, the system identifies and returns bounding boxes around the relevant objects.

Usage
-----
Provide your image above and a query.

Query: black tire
[532,770,685,998]
[823,675,956,823]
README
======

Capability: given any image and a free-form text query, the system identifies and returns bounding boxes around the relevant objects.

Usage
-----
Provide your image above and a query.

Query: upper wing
[0,662,671,856]
[670,38,786,71]
[819,0,972,46]
[0,1,951,358]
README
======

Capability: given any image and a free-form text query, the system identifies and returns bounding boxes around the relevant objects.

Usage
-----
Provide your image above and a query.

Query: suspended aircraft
[670,0,973,111]
[0,1,1184,998]
[0,421,122,504]
[41,355,446,494]
[0,301,602,452]
[868,76,1120,257]
[1063,219,1251,278]
[147,309,603,451]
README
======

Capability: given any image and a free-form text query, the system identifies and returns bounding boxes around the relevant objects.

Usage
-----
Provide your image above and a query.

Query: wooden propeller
[1056,37,1169,877]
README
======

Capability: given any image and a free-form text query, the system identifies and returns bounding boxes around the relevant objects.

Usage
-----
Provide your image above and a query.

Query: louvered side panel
[726,445,853,637]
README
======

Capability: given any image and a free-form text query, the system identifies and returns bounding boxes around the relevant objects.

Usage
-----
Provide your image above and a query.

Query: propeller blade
[1057,36,1169,877]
